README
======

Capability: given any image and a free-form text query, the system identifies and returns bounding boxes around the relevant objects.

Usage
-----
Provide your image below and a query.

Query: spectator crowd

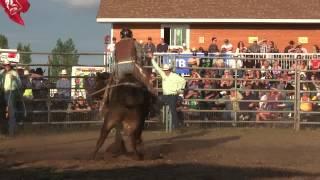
[0,62,100,137]
[136,36,320,123]
[178,38,319,122]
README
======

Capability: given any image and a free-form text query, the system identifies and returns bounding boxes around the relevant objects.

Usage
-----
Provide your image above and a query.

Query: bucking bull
[92,72,159,160]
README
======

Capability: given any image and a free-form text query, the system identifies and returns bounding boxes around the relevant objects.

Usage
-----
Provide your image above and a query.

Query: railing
[0,51,154,126]
[148,52,320,131]
[1,50,320,131]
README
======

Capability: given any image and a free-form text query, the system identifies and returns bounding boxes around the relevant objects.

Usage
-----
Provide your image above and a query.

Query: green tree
[0,34,9,49]
[17,43,32,64]
[50,38,79,79]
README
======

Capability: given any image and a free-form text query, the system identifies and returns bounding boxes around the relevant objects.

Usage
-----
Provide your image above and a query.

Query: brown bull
[93,73,158,160]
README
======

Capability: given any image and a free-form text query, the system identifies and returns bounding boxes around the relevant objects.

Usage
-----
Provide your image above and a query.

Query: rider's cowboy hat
[60,69,68,75]
[162,64,171,71]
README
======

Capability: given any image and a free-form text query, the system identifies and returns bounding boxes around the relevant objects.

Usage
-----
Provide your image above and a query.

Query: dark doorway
[164,27,170,45]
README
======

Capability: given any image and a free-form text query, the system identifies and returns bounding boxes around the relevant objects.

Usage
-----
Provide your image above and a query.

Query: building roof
[97,0,320,23]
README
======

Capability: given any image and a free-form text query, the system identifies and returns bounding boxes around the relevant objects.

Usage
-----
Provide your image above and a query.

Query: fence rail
[1,50,320,131]
[150,52,320,131]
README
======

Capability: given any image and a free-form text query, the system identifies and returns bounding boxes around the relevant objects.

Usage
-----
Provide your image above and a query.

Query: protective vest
[115,38,136,63]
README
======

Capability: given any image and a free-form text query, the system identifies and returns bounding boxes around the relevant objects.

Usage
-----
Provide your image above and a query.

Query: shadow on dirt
[93,131,240,161]
[0,163,319,180]
[144,135,241,160]
[99,130,240,161]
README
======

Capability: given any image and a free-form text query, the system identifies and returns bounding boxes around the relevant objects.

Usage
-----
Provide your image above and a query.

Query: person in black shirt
[143,37,156,55]
[208,37,220,53]
[283,40,295,53]
[198,51,213,67]
[198,51,213,77]
[143,37,156,77]
[156,38,168,52]
[239,87,259,121]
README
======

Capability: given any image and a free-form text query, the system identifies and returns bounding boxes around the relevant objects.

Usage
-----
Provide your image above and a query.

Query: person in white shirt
[221,39,233,53]
[56,69,71,99]
[106,37,116,68]
[151,58,186,129]
[2,60,22,136]
[221,39,233,66]
[106,37,116,53]
[0,66,5,135]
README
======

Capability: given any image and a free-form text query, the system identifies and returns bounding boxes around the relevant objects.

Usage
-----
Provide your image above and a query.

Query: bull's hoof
[127,152,144,161]
[103,152,118,160]
[117,152,144,161]
[92,153,98,160]
[106,141,126,154]
[117,154,133,161]
[111,151,124,158]
[137,153,144,161]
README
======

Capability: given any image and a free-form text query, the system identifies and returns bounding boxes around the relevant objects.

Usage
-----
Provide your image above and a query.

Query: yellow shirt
[151,59,186,95]
[230,91,243,111]
[23,89,33,98]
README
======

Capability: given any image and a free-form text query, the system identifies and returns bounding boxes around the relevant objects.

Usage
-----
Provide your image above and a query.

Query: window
[161,24,189,49]
[170,27,186,46]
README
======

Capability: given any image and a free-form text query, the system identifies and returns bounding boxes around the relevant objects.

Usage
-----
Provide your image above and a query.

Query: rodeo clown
[113,27,154,93]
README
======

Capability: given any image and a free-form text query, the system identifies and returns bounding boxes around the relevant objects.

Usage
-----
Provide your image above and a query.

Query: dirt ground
[1,127,320,180]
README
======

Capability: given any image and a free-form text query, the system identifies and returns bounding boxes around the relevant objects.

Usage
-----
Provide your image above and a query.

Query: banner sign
[71,66,105,98]
[0,49,20,63]
[161,53,205,76]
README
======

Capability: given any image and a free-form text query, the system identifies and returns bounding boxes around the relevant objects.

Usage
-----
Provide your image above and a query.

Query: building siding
[98,0,320,19]
[190,24,320,52]
[112,23,320,52]
[113,24,161,44]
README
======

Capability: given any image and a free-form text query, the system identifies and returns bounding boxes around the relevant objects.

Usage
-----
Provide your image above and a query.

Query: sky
[0,0,110,65]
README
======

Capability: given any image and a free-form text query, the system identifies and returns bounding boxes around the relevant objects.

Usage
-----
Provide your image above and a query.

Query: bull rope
[94,61,145,117]
[97,80,143,117]
[88,82,141,97]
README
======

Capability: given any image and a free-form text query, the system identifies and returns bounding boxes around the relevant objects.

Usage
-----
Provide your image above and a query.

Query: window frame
[161,24,190,50]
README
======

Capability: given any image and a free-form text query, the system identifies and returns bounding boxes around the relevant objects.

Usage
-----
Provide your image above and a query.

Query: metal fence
[150,52,320,131]
[4,52,107,125]
[1,50,320,131]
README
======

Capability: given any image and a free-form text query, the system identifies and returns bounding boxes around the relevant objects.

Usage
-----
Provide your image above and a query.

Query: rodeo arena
[2,0,320,179]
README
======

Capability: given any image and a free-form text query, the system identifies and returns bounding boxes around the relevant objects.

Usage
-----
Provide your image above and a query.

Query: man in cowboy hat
[31,67,49,114]
[35,67,45,76]
[1,59,22,136]
[151,58,186,129]
[56,69,71,99]
[0,62,6,135]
